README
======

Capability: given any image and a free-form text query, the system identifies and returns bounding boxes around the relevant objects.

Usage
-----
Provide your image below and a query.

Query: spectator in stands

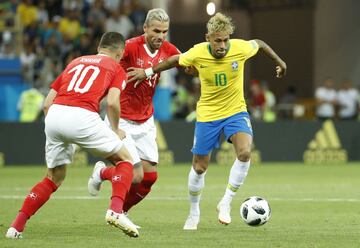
[87,0,106,38]
[16,0,38,28]
[45,0,62,20]
[23,20,40,44]
[62,0,84,13]
[0,42,16,59]
[104,0,122,12]
[105,8,135,39]
[58,10,81,41]
[315,78,337,120]
[20,43,36,85]
[261,80,276,122]
[37,0,49,24]
[42,15,62,46]
[129,0,147,33]
[278,86,297,119]
[74,33,92,56]
[44,32,62,61]
[337,79,359,120]
[17,88,44,122]
[249,79,265,120]
[172,74,190,119]
[0,31,16,58]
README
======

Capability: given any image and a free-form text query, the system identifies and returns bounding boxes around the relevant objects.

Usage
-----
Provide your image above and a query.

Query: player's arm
[106,87,126,139]
[127,54,180,87]
[43,89,57,116]
[254,39,287,78]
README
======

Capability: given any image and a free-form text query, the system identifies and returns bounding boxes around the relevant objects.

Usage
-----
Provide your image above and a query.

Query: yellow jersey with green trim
[179,39,259,122]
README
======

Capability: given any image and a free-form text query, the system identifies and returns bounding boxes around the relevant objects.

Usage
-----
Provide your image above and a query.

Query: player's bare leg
[217,132,252,225]
[183,154,210,230]
[6,165,66,239]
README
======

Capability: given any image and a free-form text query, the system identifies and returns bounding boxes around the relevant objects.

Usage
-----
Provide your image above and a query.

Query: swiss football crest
[112,175,122,182]
[231,61,238,71]
[28,192,37,199]
[136,58,144,67]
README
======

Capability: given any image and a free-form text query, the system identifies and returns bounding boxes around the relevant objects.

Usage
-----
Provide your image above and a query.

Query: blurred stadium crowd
[0,0,359,123]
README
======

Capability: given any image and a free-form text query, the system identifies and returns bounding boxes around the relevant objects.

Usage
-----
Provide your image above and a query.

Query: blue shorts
[191,112,253,155]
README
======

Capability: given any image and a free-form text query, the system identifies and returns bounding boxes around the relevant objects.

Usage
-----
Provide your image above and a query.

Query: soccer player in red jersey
[89,8,181,213]
[5,32,139,239]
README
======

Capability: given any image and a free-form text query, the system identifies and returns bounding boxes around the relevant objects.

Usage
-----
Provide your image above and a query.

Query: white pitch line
[0,195,360,202]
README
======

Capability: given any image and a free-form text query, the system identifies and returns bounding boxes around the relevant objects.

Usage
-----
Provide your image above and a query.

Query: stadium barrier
[0,120,359,166]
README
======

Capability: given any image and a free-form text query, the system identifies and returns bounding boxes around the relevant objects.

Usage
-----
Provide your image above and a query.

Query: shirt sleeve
[50,72,63,91]
[179,47,197,67]
[168,43,181,56]
[236,39,259,60]
[110,66,126,91]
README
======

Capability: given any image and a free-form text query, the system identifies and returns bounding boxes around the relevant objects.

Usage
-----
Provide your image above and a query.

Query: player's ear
[143,23,147,33]
[205,34,210,42]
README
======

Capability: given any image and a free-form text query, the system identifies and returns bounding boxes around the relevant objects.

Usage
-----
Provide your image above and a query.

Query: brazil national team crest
[231,61,238,71]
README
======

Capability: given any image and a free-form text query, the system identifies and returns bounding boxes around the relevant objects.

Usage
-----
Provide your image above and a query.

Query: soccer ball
[240,196,271,226]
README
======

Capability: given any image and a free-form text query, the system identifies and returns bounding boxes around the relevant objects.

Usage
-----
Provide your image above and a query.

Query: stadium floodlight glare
[206,2,216,15]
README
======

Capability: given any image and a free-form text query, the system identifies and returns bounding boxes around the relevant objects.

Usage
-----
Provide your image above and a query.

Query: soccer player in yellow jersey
[127,13,286,230]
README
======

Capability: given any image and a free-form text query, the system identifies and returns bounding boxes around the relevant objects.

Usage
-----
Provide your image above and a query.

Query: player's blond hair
[145,8,170,25]
[207,13,235,35]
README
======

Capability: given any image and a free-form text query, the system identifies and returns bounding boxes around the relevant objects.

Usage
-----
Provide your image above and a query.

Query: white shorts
[45,104,123,168]
[105,116,158,164]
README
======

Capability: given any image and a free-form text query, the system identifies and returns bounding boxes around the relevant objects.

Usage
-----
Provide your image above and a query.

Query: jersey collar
[143,44,159,58]
[142,35,159,58]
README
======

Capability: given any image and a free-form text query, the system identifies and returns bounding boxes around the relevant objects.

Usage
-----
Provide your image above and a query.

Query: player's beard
[215,49,226,58]
[151,39,163,50]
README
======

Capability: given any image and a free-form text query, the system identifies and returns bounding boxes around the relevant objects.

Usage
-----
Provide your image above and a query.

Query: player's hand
[127,67,147,88]
[116,129,126,140]
[184,66,199,77]
[276,61,287,78]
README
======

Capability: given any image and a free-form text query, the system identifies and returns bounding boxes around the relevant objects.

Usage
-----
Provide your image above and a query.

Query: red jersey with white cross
[51,54,126,113]
[120,35,180,123]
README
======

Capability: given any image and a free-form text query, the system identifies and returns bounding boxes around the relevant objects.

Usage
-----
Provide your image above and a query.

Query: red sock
[11,177,58,232]
[123,171,158,212]
[100,166,115,181]
[109,161,133,213]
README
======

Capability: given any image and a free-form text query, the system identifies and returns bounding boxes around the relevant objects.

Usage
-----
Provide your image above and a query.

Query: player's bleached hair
[145,8,170,25]
[207,12,235,35]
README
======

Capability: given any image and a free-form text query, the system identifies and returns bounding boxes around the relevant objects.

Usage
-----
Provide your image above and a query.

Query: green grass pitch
[1,163,360,248]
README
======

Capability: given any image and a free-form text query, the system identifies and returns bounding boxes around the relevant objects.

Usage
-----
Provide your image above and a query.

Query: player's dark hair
[98,32,125,51]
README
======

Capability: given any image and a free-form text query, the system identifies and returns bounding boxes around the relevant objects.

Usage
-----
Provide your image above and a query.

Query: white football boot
[5,227,23,239]
[106,210,139,238]
[217,201,231,225]
[183,215,200,230]
[88,161,106,196]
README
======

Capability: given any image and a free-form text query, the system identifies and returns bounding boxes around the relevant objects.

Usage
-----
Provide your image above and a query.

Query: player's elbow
[254,39,266,50]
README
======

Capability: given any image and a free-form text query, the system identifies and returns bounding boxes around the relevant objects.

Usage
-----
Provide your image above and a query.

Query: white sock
[221,159,250,204]
[187,166,206,216]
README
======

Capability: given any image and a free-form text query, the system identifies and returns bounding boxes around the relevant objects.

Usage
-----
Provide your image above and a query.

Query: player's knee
[47,166,66,186]
[132,163,144,184]
[108,148,133,165]
[193,166,206,175]
[237,149,251,162]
